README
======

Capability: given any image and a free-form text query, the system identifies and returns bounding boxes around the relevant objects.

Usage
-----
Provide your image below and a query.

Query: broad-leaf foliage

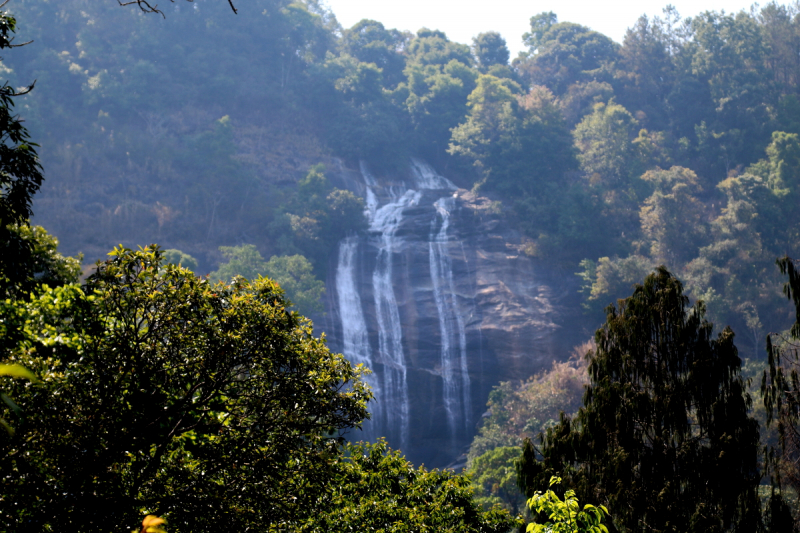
[0,245,371,532]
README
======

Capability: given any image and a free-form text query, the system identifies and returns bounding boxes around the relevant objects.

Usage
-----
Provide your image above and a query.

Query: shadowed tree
[763,256,800,528]
[0,11,44,298]
[518,267,762,533]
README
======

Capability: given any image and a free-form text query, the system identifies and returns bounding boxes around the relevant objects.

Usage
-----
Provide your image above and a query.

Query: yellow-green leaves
[0,362,39,435]
[0,364,38,382]
[526,476,609,533]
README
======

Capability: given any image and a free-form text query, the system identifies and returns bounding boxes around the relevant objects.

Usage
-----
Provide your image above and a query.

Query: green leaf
[0,364,38,382]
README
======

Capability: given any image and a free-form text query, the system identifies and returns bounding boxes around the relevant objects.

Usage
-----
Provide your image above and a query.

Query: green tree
[0,10,44,296]
[468,446,527,516]
[614,14,675,131]
[300,439,519,533]
[687,10,772,168]
[572,101,645,242]
[263,254,325,316]
[209,243,268,282]
[2,224,82,297]
[573,101,639,185]
[405,28,473,68]
[450,80,575,199]
[639,166,708,266]
[745,132,800,253]
[161,249,198,272]
[682,173,783,341]
[577,255,655,315]
[405,58,478,160]
[340,19,408,88]
[516,22,618,95]
[448,74,520,181]
[314,53,408,165]
[522,12,558,55]
[763,131,800,196]
[210,244,326,316]
[0,245,370,531]
[270,165,366,272]
[472,32,510,71]
[526,476,609,533]
[518,267,762,533]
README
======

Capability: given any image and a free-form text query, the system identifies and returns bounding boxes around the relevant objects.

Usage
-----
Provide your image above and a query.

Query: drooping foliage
[763,256,800,512]
[518,267,762,533]
[0,10,43,297]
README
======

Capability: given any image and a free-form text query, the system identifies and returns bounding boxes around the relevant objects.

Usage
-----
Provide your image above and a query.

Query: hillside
[5,0,800,464]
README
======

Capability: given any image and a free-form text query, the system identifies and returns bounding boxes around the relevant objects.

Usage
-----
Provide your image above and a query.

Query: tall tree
[0,245,370,531]
[0,9,44,297]
[763,256,800,523]
[472,31,510,71]
[615,15,674,130]
[340,19,408,88]
[522,12,558,55]
[518,267,762,533]
[516,21,618,95]
[450,80,574,197]
[573,101,639,185]
[639,166,708,266]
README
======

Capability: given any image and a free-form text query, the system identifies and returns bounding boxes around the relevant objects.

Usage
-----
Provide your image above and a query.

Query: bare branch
[118,0,238,16]
[118,0,165,18]
[7,39,33,48]
[9,80,35,97]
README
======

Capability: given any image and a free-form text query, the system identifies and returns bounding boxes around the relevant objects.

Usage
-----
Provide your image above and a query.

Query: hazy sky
[322,0,762,57]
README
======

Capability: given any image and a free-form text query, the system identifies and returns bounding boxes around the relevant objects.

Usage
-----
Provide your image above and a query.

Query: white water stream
[335,235,380,440]
[335,160,470,450]
[429,196,472,439]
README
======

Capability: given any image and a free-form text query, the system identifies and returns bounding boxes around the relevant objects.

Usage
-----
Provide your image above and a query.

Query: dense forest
[4,0,800,530]
[4,0,800,341]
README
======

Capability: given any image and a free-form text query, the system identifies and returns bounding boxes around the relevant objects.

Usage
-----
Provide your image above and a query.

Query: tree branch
[118,0,237,16]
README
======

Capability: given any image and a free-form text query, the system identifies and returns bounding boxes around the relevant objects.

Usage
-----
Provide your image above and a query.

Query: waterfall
[333,159,475,457]
[355,162,421,449]
[429,196,471,439]
[360,161,379,218]
[410,157,456,190]
[335,236,380,440]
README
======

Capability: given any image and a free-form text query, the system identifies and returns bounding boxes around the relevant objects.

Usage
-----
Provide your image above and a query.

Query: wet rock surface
[323,161,585,467]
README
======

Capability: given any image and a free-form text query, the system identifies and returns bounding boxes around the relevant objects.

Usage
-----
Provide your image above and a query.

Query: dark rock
[323,160,585,467]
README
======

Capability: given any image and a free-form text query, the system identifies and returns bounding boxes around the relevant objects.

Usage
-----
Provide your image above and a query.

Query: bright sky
[322,0,763,57]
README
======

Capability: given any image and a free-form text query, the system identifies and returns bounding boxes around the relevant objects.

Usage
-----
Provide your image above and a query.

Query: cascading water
[368,187,420,450]
[429,196,471,441]
[328,159,576,466]
[410,157,456,191]
[333,160,480,460]
[335,235,380,441]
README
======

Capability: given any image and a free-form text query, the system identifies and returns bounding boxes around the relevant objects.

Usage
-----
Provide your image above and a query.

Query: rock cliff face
[323,160,585,467]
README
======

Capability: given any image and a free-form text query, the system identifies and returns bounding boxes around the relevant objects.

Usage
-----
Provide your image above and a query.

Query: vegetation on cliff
[5,0,800,530]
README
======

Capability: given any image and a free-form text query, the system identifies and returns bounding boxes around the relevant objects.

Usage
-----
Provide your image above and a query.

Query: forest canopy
[3,0,797,342]
[4,0,800,530]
